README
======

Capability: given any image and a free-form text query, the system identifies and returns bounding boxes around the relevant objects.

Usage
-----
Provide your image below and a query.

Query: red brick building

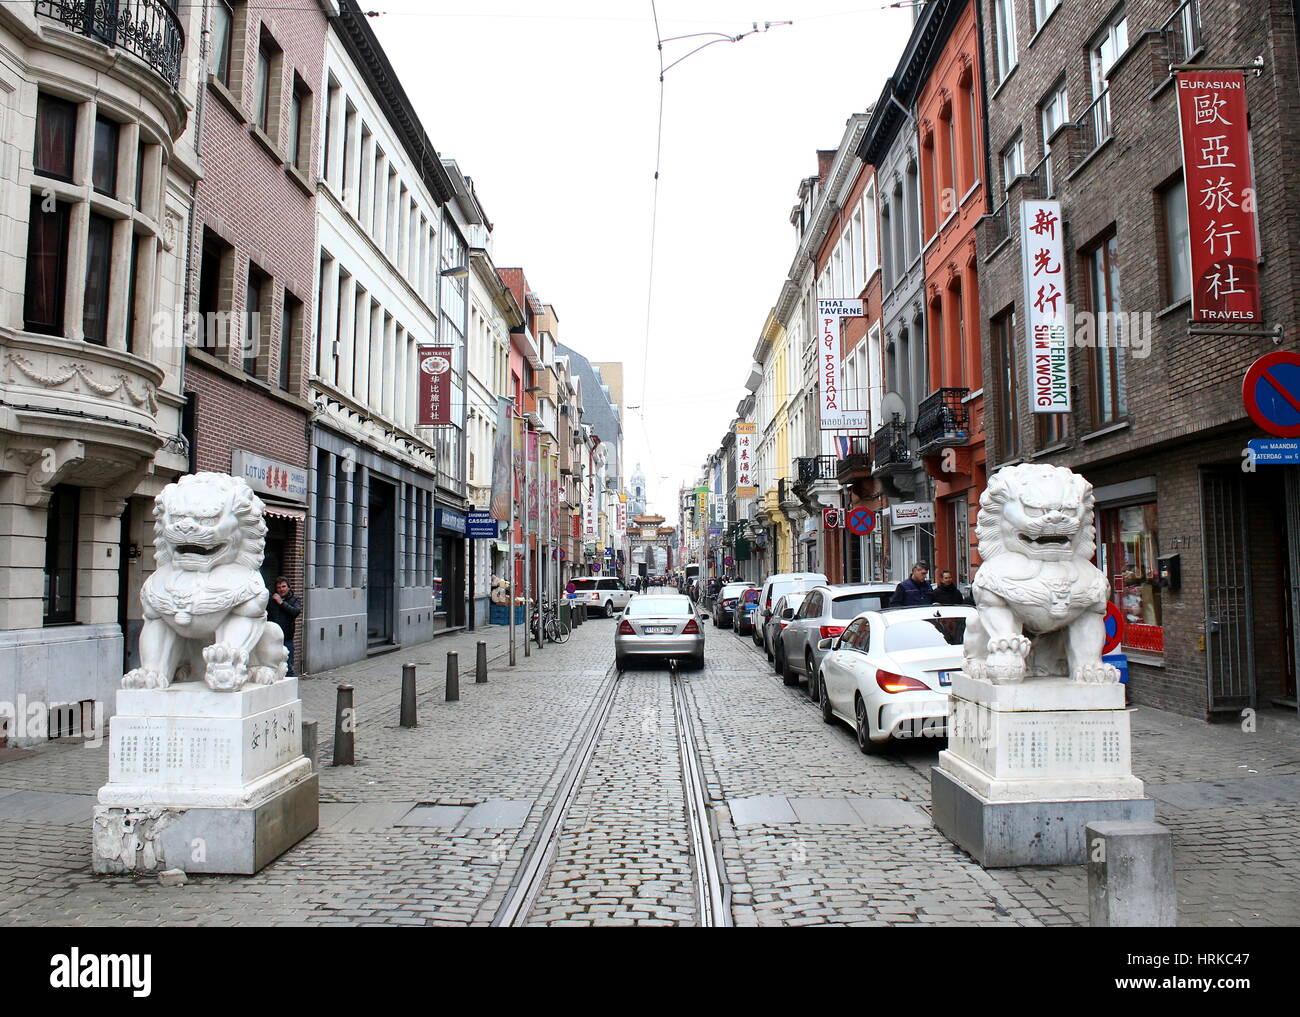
[916,0,989,586]
[976,0,1300,718]
[183,1,330,663]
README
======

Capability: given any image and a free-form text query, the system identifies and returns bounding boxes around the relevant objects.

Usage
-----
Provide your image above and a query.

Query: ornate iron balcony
[835,436,872,482]
[871,416,912,473]
[36,0,185,88]
[796,455,837,484]
[913,387,971,453]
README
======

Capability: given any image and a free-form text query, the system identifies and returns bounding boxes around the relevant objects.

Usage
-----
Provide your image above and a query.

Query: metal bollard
[476,640,488,683]
[445,651,460,702]
[400,663,417,728]
[332,684,355,766]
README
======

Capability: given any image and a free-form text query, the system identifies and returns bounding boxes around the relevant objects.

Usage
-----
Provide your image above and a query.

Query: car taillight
[618,619,634,635]
[819,625,844,640]
[875,669,930,693]
[682,618,699,634]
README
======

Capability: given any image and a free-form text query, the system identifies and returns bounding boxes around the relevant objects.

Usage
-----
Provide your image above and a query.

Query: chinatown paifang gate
[629,515,675,576]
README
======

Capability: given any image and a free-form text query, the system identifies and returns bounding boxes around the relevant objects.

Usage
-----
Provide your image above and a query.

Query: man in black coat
[890,562,934,607]
[267,577,302,676]
[933,569,966,606]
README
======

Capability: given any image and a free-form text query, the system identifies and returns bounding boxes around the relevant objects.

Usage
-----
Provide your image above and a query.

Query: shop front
[434,507,467,630]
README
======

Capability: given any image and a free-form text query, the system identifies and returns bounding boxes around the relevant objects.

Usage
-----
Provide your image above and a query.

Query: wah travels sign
[1019,201,1070,414]
[1175,71,1261,323]
[735,422,756,498]
[416,345,454,426]
[818,299,867,430]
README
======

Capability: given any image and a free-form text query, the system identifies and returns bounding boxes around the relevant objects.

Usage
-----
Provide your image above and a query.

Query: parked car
[815,605,976,753]
[735,588,761,635]
[711,582,756,628]
[570,577,633,618]
[777,583,896,694]
[615,594,704,670]
[755,572,827,657]
[767,593,808,673]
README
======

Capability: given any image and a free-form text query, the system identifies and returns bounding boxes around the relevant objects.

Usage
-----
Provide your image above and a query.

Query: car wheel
[604,601,614,618]
[688,653,705,671]
[855,695,883,755]
[819,673,834,724]
[805,653,818,700]
[616,653,627,671]
[779,646,797,685]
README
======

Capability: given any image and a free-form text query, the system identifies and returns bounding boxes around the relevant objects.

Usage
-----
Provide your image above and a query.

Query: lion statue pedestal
[930,463,1154,867]
[92,473,318,875]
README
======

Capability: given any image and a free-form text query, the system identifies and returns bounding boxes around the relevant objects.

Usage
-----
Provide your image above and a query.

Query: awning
[263,504,306,522]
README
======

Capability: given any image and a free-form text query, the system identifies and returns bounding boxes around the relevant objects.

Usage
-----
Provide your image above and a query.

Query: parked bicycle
[530,598,570,644]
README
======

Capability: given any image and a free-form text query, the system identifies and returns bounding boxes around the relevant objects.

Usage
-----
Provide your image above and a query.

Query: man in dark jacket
[933,569,966,606]
[267,577,302,676]
[890,562,934,607]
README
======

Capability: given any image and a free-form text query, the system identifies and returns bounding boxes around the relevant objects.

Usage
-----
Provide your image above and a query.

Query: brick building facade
[976,0,1300,718]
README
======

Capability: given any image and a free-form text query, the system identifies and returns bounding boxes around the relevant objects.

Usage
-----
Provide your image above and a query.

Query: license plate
[937,670,953,686]
[644,626,674,634]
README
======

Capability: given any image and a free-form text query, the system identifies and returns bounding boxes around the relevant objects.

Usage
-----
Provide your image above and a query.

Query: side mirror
[781,609,795,620]
[817,637,833,651]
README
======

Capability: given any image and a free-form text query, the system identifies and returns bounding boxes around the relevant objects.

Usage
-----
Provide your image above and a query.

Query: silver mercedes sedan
[614,594,704,670]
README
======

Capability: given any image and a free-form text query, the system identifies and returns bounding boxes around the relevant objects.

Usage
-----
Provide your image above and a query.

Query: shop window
[1099,502,1163,653]
[34,94,77,181]
[44,484,80,625]
[23,195,70,336]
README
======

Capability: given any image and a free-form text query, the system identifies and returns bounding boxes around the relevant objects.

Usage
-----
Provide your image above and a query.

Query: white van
[754,571,827,658]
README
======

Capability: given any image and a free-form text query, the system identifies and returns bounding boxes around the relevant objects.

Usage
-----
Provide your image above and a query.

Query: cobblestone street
[0,604,1298,927]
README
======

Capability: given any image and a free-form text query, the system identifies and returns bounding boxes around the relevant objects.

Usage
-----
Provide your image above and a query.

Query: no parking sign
[1103,602,1125,655]
[1242,351,1300,438]
[846,507,876,536]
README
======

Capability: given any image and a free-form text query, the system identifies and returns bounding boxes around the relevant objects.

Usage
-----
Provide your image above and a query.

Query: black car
[711,582,756,628]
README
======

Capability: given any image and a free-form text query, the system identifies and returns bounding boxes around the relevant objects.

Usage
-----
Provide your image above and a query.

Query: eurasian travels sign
[1019,200,1070,414]
[818,299,867,430]
[1175,70,1261,322]
[416,344,453,426]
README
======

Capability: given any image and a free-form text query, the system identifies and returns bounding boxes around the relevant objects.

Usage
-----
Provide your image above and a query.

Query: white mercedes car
[815,605,976,753]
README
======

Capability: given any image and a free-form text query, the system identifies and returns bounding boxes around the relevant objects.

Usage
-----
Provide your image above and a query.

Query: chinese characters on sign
[416,345,453,426]
[1175,71,1260,322]
[735,422,757,499]
[1019,200,1070,414]
[817,299,867,430]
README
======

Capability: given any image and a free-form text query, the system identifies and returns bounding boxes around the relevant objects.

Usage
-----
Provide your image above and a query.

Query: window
[1039,80,1069,196]
[209,0,234,86]
[1089,10,1128,138]
[279,293,300,391]
[135,141,147,210]
[44,484,80,625]
[1099,502,1163,653]
[198,230,232,354]
[1034,0,1060,30]
[993,0,1018,82]
[83,213,114,346]
[23,195,70,336]
[288,78,307,170]
[244,264,266,376]
[1161,177,1191,305]
[34,94,77,181]
[125,232,141,353]
[92,118,119,196]
[1085,233,1126,425]
[992,309,1021,460]
[255,45,271,133]
[1001,133,1024,199]
[950,497,970,583]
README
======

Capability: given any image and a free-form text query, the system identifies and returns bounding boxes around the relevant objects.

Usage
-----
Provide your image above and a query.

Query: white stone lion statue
[963,463,1119,684]
[123,472,288,692]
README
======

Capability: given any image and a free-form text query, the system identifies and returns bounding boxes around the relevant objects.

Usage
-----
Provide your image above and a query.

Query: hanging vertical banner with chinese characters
[1020,200,1070,414]
[696,486,709,536]
[817,299,867,430]
[735,422,757,498]
[416,345,454,425]
[1175,71,1260,322]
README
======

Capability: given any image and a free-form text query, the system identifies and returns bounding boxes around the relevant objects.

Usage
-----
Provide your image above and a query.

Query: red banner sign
[416,345,453,425]
[1175,71,1260,323]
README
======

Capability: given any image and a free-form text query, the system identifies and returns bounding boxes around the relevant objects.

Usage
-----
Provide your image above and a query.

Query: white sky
[371,0,914,521]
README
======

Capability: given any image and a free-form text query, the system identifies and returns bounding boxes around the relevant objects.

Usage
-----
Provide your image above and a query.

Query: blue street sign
[1247,438,1300,465]
[466,511,499,539]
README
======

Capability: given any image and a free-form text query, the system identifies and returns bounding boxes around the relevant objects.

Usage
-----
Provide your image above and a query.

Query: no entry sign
[846,507,876,536]
[1242,351,1300,438]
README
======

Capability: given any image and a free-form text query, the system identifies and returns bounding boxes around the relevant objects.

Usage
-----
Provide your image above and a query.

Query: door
[1284,469,1300,708]
[1201,468,1255,713]
[367,478,396,645]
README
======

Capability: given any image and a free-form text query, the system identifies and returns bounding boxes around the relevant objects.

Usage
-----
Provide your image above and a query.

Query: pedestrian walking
[890,562,934,607]
[267,577,302,676]
[932,569,966,606]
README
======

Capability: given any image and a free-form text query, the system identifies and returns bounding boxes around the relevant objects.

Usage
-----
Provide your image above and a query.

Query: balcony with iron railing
[36,0,185,88]
[914,388,971,455]
[795,455,836,485]
[835,435,872,483]
[871,416,912,475]
[1161,0,1203,66]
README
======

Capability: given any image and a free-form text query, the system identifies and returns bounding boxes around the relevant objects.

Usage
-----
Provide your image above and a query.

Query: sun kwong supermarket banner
[1175,71,1260,322]
[416,345,453,425]
[818,299,867,430]
[1020,201,1070,414]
